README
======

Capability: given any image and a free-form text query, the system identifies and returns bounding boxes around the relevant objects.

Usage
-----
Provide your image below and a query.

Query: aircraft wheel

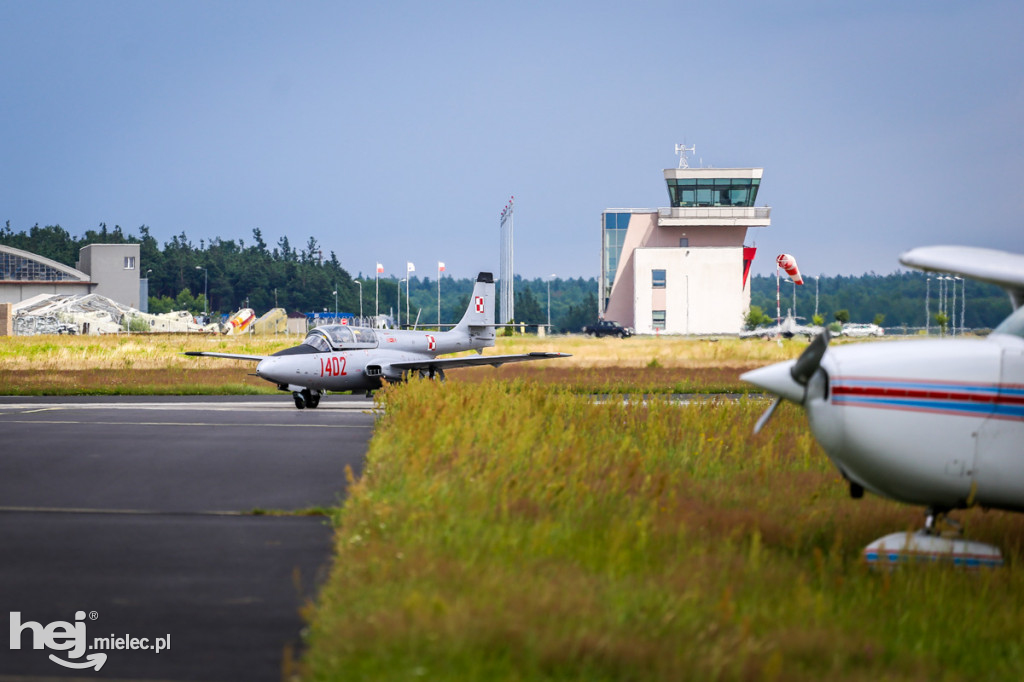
[308,393,321,408]
[293,392,306,410]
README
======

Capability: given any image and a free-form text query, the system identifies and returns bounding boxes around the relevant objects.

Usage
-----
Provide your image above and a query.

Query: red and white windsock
[776,254,804,285]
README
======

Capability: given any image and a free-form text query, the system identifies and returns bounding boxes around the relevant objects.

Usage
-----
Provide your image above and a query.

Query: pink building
[601,167,771,334]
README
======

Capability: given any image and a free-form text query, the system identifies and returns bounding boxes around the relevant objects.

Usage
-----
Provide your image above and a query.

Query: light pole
[332,287,338,321]
[813,275,820,320]
[547,274,556,329]
[925,276,931,335]
[946,274,954,331]
[195,266,208,315]
[355,280,363,323]
[398,278,406,328]
[960,277,966,334]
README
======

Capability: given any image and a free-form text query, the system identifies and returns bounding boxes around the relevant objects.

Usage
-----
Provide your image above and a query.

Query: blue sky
[2,1,1022,280]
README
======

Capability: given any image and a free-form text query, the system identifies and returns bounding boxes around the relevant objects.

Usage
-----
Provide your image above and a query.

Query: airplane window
[302,331,332,353]
[322,325,354,346]
[352,327,377,345]
[992,306,1024,339]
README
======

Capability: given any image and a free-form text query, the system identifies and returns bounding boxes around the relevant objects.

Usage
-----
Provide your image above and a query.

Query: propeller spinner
[743,329,830,434]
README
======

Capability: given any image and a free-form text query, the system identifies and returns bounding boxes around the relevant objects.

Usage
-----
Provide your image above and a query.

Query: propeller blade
[790,328,831,386]
[753,396,782,435]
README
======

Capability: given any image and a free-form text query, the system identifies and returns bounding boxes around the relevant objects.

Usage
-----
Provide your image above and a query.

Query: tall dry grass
[0,333,297,371]
[0,333,810,394]
[302,379,1024,681]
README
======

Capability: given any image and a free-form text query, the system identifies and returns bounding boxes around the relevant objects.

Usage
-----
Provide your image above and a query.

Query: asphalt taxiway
[0,395,376,681]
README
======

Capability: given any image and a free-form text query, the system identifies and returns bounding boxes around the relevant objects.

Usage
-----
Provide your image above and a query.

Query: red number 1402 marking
[320,356,347,377]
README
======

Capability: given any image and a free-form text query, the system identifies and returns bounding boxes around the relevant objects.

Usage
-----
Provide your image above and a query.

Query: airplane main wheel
[299,388,320,409]
[293,392,306,410]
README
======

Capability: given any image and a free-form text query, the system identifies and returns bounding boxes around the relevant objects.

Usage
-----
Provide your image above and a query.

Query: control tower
[601,151,771,334]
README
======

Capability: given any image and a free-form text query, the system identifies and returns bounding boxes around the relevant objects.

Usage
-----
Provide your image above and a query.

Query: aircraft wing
[389,352,570,372]
[900,245,1024,309]
[182,351,267,362]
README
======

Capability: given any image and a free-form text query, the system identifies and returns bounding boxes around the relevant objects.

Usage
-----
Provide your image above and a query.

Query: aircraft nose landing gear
[292,389,321,409]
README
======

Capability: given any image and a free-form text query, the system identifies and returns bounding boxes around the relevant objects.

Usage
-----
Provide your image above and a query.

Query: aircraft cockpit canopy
[304,324,379,351]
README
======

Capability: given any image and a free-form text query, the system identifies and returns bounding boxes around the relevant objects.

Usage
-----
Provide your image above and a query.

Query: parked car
[841,323,884,337]
[582,320,634,338]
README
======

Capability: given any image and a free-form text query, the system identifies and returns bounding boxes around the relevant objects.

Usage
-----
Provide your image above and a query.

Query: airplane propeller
[749,329,830,434]
[790,328,830,387]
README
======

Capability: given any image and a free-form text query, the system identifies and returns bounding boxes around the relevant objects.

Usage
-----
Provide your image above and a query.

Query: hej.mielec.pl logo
[10,610,171,671]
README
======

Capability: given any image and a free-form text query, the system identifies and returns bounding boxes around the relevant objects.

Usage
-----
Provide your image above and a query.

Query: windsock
[776,254,804,285]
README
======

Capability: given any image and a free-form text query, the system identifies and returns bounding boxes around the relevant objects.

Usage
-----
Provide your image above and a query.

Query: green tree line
[4,222,1014,332]
[751,272,1012,330]
[0,222,600,332]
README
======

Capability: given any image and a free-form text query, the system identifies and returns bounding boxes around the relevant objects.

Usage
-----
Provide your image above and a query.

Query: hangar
[0,243,143,310]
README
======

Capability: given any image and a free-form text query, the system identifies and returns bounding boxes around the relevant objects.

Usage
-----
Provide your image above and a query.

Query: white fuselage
[811,334,1024,511]
[745,331,1024,513]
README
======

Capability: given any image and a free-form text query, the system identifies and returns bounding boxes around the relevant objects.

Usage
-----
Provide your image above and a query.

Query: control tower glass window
[601,212,631,309]
[666,178,760,208]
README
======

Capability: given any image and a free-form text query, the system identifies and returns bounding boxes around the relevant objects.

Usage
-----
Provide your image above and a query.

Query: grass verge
[301,380,1024,681]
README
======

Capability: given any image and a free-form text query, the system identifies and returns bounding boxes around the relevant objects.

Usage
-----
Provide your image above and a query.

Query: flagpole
[437,262,445,328]
[375,263,383,321]
[406,262,414,328]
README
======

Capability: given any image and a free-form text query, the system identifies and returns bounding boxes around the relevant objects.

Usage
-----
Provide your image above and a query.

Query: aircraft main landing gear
[292,389,321,410]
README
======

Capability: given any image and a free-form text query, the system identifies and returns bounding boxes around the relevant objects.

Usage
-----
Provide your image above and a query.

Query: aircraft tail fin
[453,272,496,346]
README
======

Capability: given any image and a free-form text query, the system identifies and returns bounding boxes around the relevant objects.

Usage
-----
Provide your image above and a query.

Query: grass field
[7,332,1012,679]
[0,333,812,394]
[300,380,1024,682]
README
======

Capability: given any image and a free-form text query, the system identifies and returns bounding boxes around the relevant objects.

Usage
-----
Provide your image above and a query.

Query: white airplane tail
[453,272,496,346]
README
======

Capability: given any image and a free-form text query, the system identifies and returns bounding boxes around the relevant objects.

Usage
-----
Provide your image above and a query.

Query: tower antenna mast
[675,143,695,169]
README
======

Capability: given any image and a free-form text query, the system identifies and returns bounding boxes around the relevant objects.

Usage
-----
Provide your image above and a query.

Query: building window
[679,238,689,247]
[653,310,666,331]
[124,256,136,270]
[0,252,79,281]
[652,269,666,288]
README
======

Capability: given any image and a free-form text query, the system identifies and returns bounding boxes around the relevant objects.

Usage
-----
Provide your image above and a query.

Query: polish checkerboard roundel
[475,296,484,313]
[426,334,436,351]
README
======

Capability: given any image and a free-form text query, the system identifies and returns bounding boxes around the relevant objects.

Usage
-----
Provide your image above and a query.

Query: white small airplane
[740,311,822,340]
[742,246,1024,567]
[186,272,568,409]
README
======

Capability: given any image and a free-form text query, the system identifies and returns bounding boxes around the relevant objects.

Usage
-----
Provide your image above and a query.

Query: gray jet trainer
[185,272,569,409]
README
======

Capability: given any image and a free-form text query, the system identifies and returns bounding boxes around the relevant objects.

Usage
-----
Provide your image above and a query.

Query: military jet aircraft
[742,246,1024,567]
[185,272,568,409]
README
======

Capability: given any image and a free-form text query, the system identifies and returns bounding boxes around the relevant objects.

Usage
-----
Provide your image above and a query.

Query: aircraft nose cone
[740,360,806,404]
[256,358,283,383]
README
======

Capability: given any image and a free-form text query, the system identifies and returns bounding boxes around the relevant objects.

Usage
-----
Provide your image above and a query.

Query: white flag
[438,262,446,272]
[407,262,415,273]
[376,262,384,274]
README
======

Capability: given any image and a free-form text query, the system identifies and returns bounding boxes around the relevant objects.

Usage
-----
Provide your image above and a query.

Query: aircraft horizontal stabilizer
[182,351,267,362]
[900,245,1024,309]
[389,352,570,372]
